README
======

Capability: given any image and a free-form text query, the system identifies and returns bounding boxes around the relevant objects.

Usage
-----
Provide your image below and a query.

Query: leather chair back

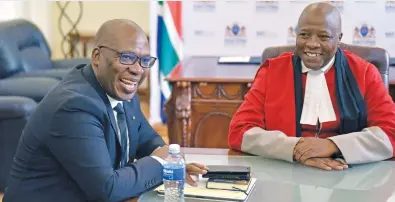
[261,43,390,89]
[0,19,52,78]
[390,58,395,68]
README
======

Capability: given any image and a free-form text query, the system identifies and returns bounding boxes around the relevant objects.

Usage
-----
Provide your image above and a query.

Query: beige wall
[51,1,149,59]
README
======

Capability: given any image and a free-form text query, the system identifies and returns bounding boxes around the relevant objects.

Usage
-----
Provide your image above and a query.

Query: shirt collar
[107,94,123,109]
[301,55,335,73]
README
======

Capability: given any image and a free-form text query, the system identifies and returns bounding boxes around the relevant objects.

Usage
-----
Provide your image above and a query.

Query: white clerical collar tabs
[301,55,335,74]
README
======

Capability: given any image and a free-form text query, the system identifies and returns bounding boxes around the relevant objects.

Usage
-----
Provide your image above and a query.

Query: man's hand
[150,145,169,160]
[151,147,208,186]
[186,163,208,186]
[293,137,340,163]
[302,157,348,171]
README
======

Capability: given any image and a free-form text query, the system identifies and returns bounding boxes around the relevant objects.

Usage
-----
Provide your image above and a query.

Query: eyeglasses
[98,45,157,68]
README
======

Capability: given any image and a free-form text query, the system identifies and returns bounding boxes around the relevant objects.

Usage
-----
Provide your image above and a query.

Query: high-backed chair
[261,43,390,89]
[0,19,89,80]
[390,58,395,68]
[0,96,37,191]
[0,19,90,102]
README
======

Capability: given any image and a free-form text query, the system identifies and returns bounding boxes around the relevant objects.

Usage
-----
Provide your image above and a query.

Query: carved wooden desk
[165,57,259,148]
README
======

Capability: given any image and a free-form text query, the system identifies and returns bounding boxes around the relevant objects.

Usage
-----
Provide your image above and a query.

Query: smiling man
[3,19,207,202]
[228,2,395,170]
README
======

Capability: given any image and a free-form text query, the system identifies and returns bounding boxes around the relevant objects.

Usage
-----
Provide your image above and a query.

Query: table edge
[181,147,251,156]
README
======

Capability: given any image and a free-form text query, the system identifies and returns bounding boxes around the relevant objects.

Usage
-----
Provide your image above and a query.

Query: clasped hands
[151,145,208,186]
[293,137,348,171]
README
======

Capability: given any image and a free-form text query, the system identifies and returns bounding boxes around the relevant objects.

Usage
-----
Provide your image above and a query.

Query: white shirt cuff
[151,156,167,166]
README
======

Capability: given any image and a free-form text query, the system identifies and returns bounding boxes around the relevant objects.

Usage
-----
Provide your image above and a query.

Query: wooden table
[164,57,258,149]
[165,56,395,149]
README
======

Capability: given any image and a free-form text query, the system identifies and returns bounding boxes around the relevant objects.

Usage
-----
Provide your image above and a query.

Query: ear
[338,33,343,45]
[91,48,100,68]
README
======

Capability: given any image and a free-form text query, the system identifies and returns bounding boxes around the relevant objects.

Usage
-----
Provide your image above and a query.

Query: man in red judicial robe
[228,2,395,170]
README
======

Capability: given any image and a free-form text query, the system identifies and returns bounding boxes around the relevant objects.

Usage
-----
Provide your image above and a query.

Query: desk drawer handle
[177,81,191,87]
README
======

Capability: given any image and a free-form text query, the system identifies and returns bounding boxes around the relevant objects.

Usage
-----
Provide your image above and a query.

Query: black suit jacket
[3,64,166,202]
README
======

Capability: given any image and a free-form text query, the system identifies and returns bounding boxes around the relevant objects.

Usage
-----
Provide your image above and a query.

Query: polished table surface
[136,148,395,202]
[167,56,260,82]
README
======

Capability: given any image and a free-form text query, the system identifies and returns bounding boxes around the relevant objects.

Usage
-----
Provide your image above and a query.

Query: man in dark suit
[3,19,207,202]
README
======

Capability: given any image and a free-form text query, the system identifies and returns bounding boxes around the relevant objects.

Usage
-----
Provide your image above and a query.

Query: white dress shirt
[300,56,337,126]
[107,95,166,166]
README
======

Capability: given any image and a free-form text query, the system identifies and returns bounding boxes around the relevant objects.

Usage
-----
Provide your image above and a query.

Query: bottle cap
[169,144,180,154]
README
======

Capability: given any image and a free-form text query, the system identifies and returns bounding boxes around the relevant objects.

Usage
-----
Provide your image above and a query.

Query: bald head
[93,19,148,49]
[295,2,343,70]
[90,19,151,101]
[297,2,342,34]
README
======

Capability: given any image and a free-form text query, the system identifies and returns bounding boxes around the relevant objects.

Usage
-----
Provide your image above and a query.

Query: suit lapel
[106,105,121,147]
[123,100,139,161]
[106,105,122,168]
[81,64,121,148]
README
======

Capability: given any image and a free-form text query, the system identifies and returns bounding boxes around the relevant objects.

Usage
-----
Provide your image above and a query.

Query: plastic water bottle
[163,144,186,202]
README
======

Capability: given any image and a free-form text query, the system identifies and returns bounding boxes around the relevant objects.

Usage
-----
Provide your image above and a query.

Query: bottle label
[163,167,185,181]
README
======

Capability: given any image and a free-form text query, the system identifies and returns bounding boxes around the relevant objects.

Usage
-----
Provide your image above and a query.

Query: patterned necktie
[114,103,128,167]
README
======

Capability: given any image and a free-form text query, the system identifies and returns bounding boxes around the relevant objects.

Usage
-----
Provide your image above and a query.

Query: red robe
[228,50,395,164]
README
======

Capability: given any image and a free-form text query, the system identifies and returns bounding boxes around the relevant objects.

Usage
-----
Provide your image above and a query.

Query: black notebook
[202,165,251,180]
